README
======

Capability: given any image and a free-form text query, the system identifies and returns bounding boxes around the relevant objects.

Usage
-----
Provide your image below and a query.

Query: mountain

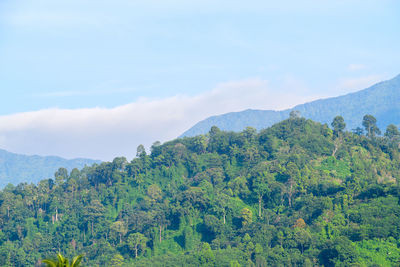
[181,74,400,137]
[0,149,101,187]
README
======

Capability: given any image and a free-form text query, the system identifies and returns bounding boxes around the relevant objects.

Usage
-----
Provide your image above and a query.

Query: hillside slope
[0,149,100,187]
[2,118,400,266]
[181,74,400,137]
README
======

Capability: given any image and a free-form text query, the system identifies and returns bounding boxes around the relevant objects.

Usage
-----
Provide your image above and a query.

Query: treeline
[1,114,400,266]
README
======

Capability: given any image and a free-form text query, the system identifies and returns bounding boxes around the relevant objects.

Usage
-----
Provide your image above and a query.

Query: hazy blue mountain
[181,74,400,137]
[0,149,101,187]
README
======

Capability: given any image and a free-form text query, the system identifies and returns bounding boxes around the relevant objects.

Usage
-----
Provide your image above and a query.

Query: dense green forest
[2,114,400,266]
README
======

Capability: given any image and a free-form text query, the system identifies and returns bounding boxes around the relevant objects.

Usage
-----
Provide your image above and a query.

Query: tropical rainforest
[1,114,400,266]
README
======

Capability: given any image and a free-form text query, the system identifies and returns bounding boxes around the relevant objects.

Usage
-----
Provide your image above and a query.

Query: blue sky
[0,0,399,160]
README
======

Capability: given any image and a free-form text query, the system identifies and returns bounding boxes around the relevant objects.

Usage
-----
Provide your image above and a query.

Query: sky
[0,0,399,160]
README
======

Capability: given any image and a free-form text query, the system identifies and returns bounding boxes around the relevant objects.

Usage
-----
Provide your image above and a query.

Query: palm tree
[42,253,83,267]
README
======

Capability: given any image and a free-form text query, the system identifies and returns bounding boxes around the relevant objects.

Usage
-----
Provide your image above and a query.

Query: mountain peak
[181,74,400,137]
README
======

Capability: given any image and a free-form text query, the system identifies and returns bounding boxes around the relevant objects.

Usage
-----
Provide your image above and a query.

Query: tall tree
[252,171,273,217]
[152,205,170,243]
[385,124,400,141]
[331,116,346,157]
[284,162,299,207]
[84,199,105,236]
[212,192,230,224]
[136,144,147,158]
[331,116,346,136]
[127,233,148,258]
[362,114,381,138]
[110,221,127,244]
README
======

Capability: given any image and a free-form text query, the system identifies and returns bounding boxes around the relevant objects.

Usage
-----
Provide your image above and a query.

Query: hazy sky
[0,0,399,160]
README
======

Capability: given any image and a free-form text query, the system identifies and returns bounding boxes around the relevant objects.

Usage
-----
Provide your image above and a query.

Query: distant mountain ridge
[181,74,400,137]
[0,149,101,187]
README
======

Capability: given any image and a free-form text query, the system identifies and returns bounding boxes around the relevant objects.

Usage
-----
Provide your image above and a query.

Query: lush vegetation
[182,74,400,137]
[42,253,82,267]
[1,115,400,266]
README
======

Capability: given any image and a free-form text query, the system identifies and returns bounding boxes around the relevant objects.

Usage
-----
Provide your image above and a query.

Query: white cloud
[0,79,317,161]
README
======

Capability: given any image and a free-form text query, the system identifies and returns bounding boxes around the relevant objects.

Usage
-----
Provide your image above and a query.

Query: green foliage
[362,114,381,138]
[42,253,82,267]
[127,233,148,258]
[331,115,346,136]
[110,254,125,267]
[385,124,400,142]
[240,208,253,227]
[1,117,400,266]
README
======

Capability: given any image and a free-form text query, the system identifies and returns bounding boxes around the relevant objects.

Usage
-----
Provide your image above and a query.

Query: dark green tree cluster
[1,115,400,266]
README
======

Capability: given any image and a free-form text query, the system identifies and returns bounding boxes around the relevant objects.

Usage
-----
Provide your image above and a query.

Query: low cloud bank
[0,79,316,160]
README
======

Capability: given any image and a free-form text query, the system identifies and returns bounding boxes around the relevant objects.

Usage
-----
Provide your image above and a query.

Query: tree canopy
[1,115,400,266]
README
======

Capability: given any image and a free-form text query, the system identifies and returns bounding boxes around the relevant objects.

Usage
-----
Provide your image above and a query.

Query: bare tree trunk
[258,195,262,217]
[332,136,342,157]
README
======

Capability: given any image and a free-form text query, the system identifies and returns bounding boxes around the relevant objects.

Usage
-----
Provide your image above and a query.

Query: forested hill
[2,116,400,266]
[181,74,400,137]
[0,149,100,188]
